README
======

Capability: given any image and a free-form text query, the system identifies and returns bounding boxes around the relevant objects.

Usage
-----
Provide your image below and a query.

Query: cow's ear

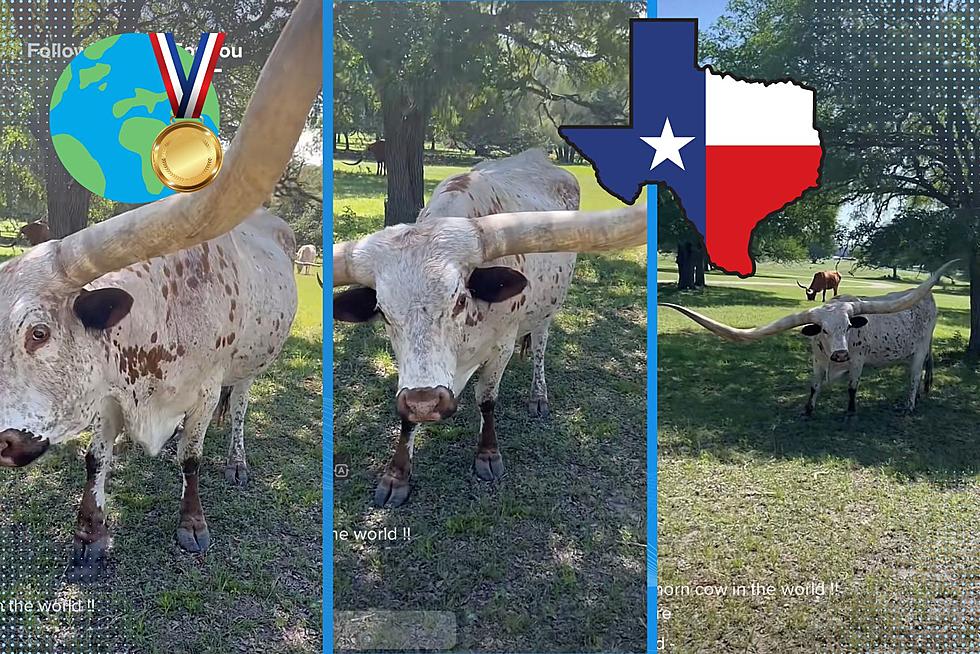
[801,323,822,337]
[849,316,868,329]
[468,267,527,303]
[73,288,134,330]
[334,287,379,323]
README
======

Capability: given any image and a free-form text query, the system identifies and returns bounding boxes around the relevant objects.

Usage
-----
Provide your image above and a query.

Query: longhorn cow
[333,150,646,507]
[797,270,841,301]
[0,0,322,579]
[295,243,318,275]
[343,139,386,175]
[661,261,955,416]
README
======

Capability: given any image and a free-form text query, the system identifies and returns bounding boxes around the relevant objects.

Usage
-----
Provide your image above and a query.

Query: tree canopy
[334,1,641,224]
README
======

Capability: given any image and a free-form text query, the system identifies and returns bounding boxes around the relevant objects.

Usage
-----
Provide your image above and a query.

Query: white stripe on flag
[156,33,184,107]
[704,70,820,146]
[183,34,218,119]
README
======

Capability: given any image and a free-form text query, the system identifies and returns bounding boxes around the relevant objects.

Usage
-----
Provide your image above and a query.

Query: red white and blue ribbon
[149,32,225,120]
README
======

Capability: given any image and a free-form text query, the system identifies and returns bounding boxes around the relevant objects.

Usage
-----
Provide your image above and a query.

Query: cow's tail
[343,156,365,166]
[214,386,233,424]
[924,350,934,395]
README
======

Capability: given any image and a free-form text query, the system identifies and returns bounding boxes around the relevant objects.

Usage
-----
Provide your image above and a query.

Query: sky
[656,0,730,30]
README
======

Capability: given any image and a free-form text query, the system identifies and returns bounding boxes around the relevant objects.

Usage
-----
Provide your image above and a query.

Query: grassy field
[657,258,980,651]
[332,160,647,651]
[0,261,323,653]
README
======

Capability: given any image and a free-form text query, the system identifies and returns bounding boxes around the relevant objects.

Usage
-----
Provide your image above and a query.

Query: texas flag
[559,19,823,276]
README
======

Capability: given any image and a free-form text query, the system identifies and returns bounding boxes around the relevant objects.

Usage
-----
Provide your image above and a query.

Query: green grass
[332,160,646,652]
[657,257,980,651]
[0,270,322,653]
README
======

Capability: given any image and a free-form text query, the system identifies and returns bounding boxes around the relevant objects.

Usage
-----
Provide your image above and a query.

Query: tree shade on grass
[658,258,980,650]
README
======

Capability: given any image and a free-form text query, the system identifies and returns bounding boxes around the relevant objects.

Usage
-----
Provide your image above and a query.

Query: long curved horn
[660,303,821,343]
[851,259,958,315]
[797,280,808,289]
[56,0,323,288]
[333,240,364,287]
[476,205,646,261]
[343,156,365,166]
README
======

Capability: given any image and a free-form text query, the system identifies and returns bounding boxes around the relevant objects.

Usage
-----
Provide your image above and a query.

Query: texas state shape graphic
[559,19,824,277]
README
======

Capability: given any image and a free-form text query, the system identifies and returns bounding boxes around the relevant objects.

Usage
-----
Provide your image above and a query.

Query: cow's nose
[0,429,50,468]
[396,386,457,423]
[830,350,850,363]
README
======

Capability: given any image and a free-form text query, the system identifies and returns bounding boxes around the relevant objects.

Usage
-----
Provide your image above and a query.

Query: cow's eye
[26,324,50,352]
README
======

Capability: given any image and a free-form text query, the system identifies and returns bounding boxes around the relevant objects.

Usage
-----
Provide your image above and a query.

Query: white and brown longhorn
[295,244,318,275]
[333,151,646,508]
[0,0,322,580]
[661,261,956,416]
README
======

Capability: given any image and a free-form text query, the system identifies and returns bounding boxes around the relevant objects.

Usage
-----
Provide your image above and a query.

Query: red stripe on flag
[705,145,823,276]
[191,33,225,119]
[149,34,180,116]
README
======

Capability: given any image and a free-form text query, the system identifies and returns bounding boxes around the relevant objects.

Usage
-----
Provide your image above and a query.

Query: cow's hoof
[66,537,109,583]
[224,462,249,487]
[374,472,411,508]
[474,450,505,481]
[528,398,550,419]
[176,521,211,554]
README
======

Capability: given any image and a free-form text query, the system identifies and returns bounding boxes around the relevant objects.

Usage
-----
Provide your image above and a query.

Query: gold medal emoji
[151,121,223,192]
[149,31,226,192]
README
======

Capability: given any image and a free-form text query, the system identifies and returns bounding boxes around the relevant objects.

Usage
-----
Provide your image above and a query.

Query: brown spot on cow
[150,332,158,344]
[443,173,471,192]
[452,298,466,318]
[175,260,184,276]
[117,345,177,385]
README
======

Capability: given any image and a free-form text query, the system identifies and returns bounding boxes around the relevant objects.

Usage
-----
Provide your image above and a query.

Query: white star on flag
[641,118,696,171]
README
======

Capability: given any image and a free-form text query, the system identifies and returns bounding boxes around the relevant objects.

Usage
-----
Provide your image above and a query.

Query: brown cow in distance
[19,220,51,246]
[344,139,386,175]
[798,270,842,301]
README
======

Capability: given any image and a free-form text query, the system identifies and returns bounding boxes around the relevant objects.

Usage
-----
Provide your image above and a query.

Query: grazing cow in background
[662,261,955,416]
[798,270,841,301]
[295,244,318,274]
[344,139,386,175]
[19,220,51,246]
[0,0,321,580]
[333,149,646,507]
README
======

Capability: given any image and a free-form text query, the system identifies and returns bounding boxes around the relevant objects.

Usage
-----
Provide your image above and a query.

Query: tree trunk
[677,242,696,290]
[891,266,898,280]
[45,152,90,238]
[344,133,349,151]
[382,93,426,226]
[695,248,707,287]
[967,248,980,358]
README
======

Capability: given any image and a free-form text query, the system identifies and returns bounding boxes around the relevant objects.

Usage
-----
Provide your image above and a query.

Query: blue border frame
[322,1,334,650]
[322,2,658,651]
[646,0,658,648]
